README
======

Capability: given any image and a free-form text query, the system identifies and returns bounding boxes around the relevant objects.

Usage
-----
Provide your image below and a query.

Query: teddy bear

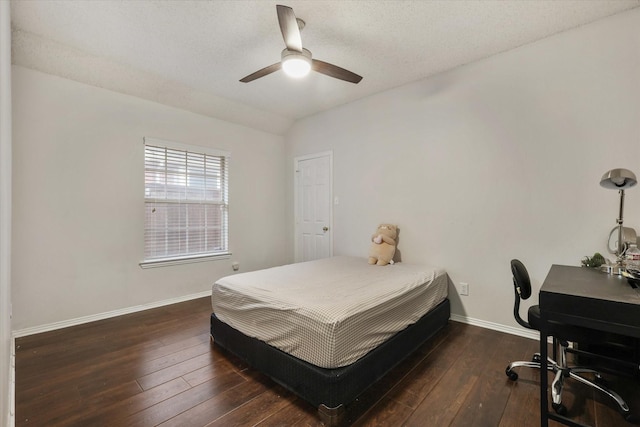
[368,224,397,266]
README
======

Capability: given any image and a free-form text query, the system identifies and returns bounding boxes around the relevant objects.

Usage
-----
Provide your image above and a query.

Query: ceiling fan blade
[312,59,362,84]
[276,5,302,52]
[239,63,282,83]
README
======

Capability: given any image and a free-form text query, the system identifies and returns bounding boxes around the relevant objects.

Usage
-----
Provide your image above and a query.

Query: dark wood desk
[539,265,640,427]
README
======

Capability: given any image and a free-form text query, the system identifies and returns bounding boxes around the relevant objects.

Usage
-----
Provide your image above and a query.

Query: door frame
[293,151,333,262]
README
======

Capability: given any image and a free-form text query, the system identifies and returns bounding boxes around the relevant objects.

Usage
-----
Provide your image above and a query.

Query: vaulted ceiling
[10,0,640,134]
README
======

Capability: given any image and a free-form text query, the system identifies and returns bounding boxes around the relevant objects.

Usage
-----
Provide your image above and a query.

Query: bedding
[211,255,448,368]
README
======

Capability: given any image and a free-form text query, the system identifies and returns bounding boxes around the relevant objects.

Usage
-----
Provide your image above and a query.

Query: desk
[539,265,640,427]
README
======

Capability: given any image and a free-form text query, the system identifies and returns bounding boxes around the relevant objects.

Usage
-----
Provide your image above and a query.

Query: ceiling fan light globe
[283,57,311,78]
[281,48,312,78]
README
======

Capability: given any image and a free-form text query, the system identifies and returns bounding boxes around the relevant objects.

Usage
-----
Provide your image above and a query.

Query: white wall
[285,9,640,330]
[11,66,290,331]
[1,2,12,425]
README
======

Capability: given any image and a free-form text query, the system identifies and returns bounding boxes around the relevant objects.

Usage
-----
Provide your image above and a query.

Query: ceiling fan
[240,5,362,84]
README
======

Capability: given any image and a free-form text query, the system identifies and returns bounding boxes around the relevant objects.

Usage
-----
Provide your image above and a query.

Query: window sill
[139,252,232,269]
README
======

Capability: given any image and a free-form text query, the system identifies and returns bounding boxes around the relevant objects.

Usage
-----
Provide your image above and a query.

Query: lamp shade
[600,168,637,190]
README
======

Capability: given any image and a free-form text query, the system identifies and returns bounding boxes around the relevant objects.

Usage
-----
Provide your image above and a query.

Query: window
[141,137,230,267]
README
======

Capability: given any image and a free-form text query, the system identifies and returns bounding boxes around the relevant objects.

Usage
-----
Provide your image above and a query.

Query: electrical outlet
[460,282,469,296]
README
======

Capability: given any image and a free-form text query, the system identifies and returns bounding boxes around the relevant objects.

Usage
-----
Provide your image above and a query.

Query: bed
[210,256,450,425]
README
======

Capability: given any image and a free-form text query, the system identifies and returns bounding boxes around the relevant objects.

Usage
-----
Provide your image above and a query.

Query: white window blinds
[143,138,229,263]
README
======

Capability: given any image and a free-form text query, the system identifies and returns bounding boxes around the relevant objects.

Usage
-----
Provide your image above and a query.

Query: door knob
[322,226,329,232]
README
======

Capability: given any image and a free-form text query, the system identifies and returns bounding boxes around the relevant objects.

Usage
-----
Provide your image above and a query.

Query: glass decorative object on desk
[625,243,640,273]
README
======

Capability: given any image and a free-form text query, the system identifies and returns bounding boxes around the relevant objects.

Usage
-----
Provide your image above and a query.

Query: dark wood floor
[15,297,640,426]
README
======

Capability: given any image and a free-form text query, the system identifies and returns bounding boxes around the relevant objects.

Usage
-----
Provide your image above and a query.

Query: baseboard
[12,290,212,338]
[450,313,539,341]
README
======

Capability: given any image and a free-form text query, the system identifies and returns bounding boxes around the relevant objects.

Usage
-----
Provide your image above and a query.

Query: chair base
[506,351,630,417]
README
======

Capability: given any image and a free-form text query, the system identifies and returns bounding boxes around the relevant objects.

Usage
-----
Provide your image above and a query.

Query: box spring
[210,298,450,424]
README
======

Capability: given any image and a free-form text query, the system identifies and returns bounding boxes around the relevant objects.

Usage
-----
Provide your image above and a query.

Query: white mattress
[211,256,448,368]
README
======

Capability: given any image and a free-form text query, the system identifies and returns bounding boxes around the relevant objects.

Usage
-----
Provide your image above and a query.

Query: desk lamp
[600,168,637,274]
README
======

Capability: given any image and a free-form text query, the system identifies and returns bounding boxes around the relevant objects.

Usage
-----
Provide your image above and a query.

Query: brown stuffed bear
[368,224,397,266]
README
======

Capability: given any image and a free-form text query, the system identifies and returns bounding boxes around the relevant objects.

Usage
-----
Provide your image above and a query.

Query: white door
[294,152,332,262]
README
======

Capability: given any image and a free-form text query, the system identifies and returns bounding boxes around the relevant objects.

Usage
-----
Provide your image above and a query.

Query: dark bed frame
[210,298,450,425]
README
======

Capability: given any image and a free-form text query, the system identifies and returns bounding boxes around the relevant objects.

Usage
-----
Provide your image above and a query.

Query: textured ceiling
[10,0,640,135]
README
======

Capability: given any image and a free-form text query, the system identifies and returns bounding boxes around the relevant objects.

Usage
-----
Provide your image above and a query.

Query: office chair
[505,259,631,418]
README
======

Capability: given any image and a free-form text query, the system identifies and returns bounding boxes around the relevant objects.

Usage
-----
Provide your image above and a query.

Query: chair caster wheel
[532,353,541,363]
[506,368,518,381]
[623,413,639,424]
[553,403,567,416]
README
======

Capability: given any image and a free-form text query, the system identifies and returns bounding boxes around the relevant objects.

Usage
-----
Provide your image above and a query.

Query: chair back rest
[511,259,532,300]
[511,259,532,329]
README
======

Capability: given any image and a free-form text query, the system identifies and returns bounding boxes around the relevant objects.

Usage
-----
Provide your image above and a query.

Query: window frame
[139,137,231,269]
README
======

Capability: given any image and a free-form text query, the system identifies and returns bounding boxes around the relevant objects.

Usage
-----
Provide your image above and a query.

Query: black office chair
[505,259,631,418]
